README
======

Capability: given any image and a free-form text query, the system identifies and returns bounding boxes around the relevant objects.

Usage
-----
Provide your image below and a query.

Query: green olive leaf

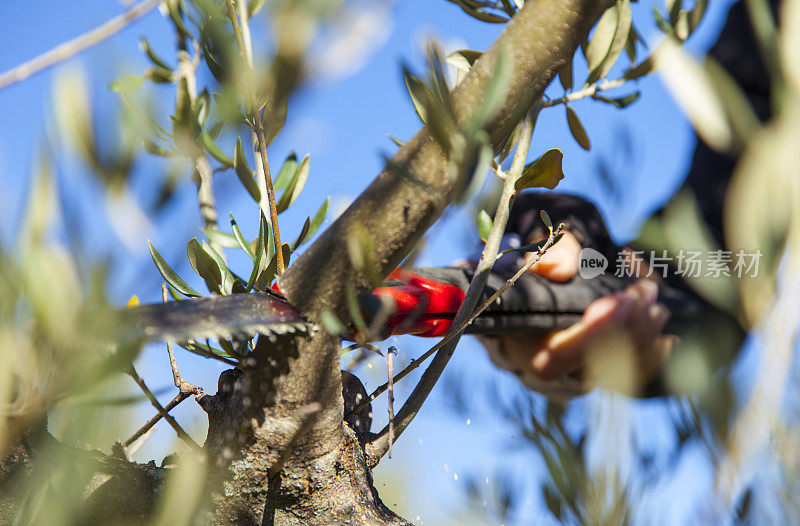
[565,106,591,150]
[202,130,233,167]
[514,149,565,193]
[478,209,493,242]
[273,152,298,192]
[230,214,255,260]
[234,137,261,202]
[147,241,201,297]
[276,154,309,214]
[201,228,240,248]
[187,237,223,294]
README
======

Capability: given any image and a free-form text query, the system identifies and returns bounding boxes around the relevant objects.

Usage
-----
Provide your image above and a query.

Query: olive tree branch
[173,37,225,257]
[225,0,285,274]
[362,114,541,463]
[541,77,627,107]
[0,0,161,91]
[161,283,203,396]
[124,366,202,451]
[275,0,612,455]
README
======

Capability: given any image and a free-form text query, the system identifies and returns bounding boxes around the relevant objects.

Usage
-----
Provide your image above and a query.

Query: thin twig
[267,402,322,479]
[541,77,627,107]
[161,283,203,396]
[125,367,202,450]
[386,346,397,458]
[0,0,161,91]
[234,0,277,273]
[365,114,549,462]
[225,0,285,274]
[128,423,158,456]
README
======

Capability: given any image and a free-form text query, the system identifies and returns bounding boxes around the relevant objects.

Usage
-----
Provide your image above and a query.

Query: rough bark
[0,419,167,524]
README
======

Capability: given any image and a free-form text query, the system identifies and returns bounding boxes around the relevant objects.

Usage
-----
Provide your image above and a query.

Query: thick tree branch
[280,0,613,313]
[276,0,613,440]
[366,115,535,462]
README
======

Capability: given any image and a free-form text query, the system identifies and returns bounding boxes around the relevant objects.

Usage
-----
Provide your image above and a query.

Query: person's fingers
[639,303,670,347]
[496,333,549,373]
[637,334,676,385]
[530,291,638,380]
[493,273,674,394]
[526,230,581,282]
[624,281,660,346]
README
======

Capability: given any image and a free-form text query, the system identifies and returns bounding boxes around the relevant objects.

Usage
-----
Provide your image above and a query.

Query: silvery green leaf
[230,214,255,260]
[246,215,266,292]
[404,71,434,123]
[656,39,732,152]
[234,138,261,202]
[304,197,329,244]
[540,209,553,230]
[565,106,591,151]
[148,241,202,297]
[586,0,631,86]
[247,0,267,17]
[139,38,171,70]
[202,131,233,167]
[273,152,298,192]
[187,237,223,294]
[202,228,239,249]
[584,3,619,75]
[109,74,144,94]
[276,154,309,214]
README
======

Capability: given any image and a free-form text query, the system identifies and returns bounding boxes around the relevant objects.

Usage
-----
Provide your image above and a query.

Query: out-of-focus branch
[0,0,161,91]
[173,36,225,257]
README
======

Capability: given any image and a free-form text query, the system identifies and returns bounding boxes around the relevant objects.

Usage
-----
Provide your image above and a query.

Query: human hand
[485,231,675,397]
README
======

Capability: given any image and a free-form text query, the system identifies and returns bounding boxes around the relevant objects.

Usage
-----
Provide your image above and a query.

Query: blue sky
[0,0,740,524]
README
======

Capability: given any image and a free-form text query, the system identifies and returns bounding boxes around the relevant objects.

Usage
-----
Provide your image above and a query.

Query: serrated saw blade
[125,292,315,343]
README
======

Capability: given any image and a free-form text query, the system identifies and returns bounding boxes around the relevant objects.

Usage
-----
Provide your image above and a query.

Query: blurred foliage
[3,0,342,521]
[0,155,147,522]
[445,1,800,525]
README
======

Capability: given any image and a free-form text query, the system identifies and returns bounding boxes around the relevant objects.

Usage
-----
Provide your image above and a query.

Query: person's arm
[479,192,674,399]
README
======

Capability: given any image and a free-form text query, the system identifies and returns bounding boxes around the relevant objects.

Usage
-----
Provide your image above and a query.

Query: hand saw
[125,265,700,344]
